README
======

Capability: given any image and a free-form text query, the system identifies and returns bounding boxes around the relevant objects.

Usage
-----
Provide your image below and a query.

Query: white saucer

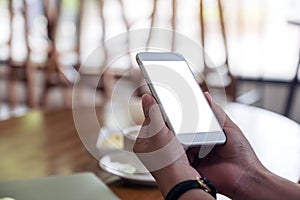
[99,151,156,185]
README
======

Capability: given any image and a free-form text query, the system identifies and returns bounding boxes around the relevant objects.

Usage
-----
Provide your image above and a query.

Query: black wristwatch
[165,177,217,200]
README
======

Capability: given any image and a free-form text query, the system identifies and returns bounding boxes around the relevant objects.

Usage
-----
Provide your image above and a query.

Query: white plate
[99,151,156,185]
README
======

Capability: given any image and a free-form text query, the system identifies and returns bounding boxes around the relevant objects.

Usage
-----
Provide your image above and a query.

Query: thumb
[140,94,168,138]
[141,94,156,119]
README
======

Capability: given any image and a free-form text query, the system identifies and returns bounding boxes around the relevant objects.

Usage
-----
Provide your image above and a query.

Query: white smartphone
[136,52,226,146]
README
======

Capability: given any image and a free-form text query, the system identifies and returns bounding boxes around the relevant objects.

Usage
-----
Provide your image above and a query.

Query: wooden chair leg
[8,69,18,108]
[39,82,51,108]
[8,76,17,108]
[25,67,36,108]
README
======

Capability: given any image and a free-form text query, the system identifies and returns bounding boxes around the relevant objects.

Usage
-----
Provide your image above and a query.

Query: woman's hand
[133,94,213,199]
[186,92,265,198]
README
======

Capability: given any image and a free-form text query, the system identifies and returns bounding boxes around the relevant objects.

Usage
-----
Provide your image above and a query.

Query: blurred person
[133,93,300,200]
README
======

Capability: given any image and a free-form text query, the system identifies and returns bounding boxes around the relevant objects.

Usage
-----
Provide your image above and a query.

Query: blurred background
[0,0,299,123]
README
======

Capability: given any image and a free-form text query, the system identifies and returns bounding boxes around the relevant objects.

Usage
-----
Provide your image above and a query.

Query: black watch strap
[165,177,217,200]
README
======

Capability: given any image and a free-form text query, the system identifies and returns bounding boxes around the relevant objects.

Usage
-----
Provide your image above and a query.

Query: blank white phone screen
[143,61,222,134]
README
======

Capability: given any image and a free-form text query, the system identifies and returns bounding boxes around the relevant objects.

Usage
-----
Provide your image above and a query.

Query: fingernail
[204,92,212,103]
[207,92,212,100]
[142,94,152,106]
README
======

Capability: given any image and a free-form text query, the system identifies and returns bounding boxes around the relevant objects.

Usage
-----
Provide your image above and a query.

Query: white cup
[122,125,141,152]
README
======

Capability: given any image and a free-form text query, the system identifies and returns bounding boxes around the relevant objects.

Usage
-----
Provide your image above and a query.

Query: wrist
[151,163,201,197]
[233,165,300,200]
[232,164,267,199]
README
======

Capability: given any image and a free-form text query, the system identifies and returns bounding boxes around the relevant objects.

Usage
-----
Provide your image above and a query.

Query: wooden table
[0,108,162,200]
[0,104,300,200]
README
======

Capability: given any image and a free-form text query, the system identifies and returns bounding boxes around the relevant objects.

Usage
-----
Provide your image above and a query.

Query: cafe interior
[0,0,300,199]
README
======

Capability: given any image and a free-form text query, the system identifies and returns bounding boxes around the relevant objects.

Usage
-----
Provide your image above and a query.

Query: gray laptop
[0,173,119,200]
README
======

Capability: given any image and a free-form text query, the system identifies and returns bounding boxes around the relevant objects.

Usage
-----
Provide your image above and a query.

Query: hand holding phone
[136,52,226,146]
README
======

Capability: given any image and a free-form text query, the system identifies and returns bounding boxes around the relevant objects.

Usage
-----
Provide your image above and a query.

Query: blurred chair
[39,0,79,108]
[284,20,300,117]
[4,0,54,110]
[40,0,123,108]
[6,0,84,109]
[199,0,236,101]
[7,0,38,108]
[40,0,106,108]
